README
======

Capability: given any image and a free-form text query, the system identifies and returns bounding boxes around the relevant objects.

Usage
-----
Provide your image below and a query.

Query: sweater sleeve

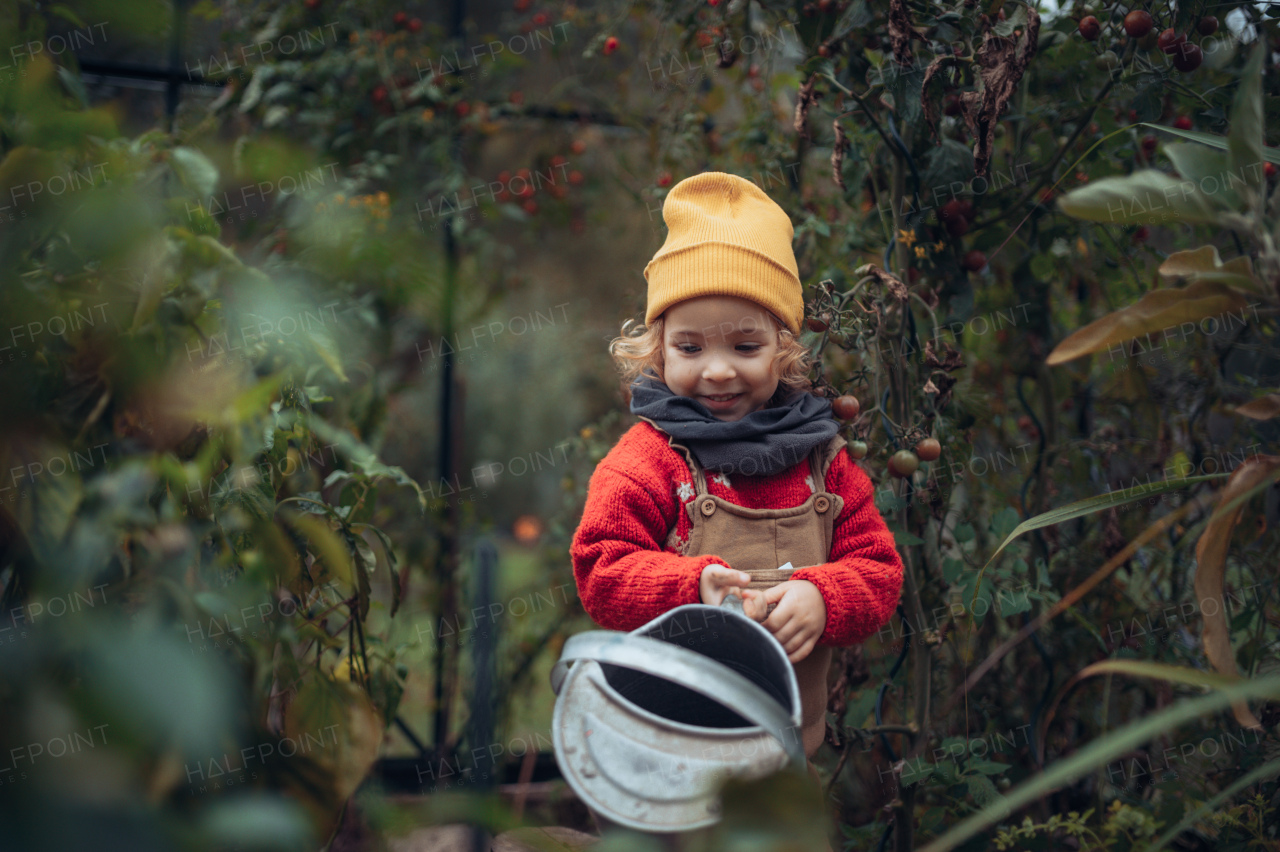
[789,449,904,646]
[569,459,724,632]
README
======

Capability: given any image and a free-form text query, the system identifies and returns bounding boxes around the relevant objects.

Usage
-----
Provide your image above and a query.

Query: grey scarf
[629,375,839,476]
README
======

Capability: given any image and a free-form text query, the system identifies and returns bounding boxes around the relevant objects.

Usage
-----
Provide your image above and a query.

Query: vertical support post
[167,0,188,132]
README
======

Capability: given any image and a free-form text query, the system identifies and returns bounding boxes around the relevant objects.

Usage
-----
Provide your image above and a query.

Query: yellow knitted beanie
[643,171,804,335]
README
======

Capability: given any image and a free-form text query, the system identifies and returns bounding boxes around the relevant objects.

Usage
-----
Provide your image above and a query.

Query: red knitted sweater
[570,421,904,646]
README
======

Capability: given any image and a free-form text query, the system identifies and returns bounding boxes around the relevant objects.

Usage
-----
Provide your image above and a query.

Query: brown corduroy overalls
[662,429,848,760]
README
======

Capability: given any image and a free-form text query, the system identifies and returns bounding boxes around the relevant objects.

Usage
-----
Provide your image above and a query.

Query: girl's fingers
[709,566,751,587]
[788,637,815,664]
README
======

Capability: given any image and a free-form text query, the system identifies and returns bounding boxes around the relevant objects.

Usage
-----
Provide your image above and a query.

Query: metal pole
[431,0,467,782]
[469,538,498,852]
[167,0,188,132]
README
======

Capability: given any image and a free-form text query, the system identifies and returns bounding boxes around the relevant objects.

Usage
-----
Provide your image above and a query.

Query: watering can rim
[550,659,795,834]
[579,660,783,738]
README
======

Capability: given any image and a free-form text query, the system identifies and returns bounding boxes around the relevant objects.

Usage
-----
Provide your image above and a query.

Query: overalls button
[814,496,830,513]
[700,498,716,516]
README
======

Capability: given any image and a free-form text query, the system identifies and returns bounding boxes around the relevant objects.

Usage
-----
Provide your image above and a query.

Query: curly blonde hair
[609,310,815,406]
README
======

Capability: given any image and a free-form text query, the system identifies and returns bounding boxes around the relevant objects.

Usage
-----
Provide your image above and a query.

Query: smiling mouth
[702,393,742,402]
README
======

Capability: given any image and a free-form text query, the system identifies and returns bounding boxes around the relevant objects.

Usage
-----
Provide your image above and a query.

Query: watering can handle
[549,630,806,768]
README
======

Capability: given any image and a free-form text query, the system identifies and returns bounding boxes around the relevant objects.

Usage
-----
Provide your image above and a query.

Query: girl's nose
[702,353,735,381]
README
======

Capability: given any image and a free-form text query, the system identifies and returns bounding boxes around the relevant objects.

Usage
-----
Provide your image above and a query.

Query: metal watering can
[549,593,806,833]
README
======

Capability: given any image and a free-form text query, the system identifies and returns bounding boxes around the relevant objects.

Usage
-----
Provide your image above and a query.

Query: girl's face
[660,295,781,422]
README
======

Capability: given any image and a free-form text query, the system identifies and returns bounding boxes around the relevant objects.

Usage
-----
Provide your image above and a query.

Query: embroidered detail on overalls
[804,474,816,494]
[711,472,731,488]
[675,480,695,502]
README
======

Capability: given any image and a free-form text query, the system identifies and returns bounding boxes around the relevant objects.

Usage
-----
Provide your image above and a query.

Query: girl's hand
[760,580,827,663]
[699,565,767,621]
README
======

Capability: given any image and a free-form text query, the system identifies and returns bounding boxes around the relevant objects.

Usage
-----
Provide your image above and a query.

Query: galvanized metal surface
[550,596,804,833]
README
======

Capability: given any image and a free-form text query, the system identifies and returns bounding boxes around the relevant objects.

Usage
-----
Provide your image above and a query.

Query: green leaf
[900,759,936,786]
[972,474,1226,595]
[842,687,880,729]
[920,139,975,191]
[49,4,88,27]
[1029,253,1055,280]
[966,773,1002,807]
[12,452,83,565]
[916,674,1280,852]
[308,418,427,512]
[1057,169,1228,225]
[1145,759,1280,852]
[889,525,924,546]
[84,625,239,759]
[170,146,220,199]
[1226,40,1267,212]
[1162,142,1239,210]
[355,523,402,617]
[832,0,874,38]
[200,796,316,851]
[1142,120,1280,164]
[942,557,965,584]
[953,523,975,543]
[992,4,1026,37]
[989,507,1019,542]
[282,512,355,592]
[968,760,1011,776]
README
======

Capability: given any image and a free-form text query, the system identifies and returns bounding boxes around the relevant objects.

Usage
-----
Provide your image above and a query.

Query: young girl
[569,171,904,765]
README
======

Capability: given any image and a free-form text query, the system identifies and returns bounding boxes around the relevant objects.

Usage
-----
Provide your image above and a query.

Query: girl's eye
[676,343,700,353]
[736,344,762,352]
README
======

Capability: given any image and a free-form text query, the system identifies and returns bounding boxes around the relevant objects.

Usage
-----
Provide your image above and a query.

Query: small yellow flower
[334,193,346,204]
[933,240,945,252]
[377,191,389,206]
[914,245,927,259]
[897,228,916,247]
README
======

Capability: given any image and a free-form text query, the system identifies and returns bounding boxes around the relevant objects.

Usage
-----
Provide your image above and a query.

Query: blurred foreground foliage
[3,0,1280,851]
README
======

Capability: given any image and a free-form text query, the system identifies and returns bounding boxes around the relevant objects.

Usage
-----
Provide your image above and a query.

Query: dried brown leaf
[921,56,960,144]
[888,0,929,67]
[924,339,966,371]
[794,76,817,140]
[832,120,848,189]
[1046,280,1251,366]
[1193,454,1280,728]
[856,263,909,302]
[960,8,1041,179]
[1233,394,1280,421]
